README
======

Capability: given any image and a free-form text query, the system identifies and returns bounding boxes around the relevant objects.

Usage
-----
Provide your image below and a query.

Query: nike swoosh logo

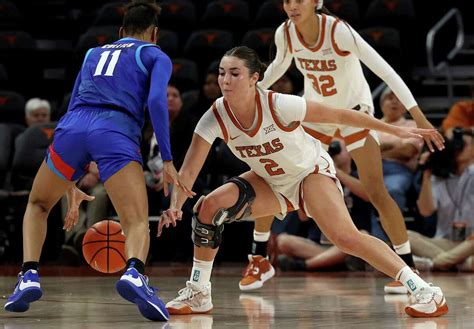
[294,48,304,53]
[230,135,241,140]
[19,280,40,291]
[120,274,143,287]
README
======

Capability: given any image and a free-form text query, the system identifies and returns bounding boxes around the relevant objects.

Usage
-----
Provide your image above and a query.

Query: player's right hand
[63,186,95,232]
[157,209,183,237]
[162,161,195,198]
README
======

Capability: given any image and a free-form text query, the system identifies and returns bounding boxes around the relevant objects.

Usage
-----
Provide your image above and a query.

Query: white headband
[317,0,324,10]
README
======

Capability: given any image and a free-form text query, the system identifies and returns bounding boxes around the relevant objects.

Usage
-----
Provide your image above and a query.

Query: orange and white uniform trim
[195,88,341,217]
[260,14,418,151]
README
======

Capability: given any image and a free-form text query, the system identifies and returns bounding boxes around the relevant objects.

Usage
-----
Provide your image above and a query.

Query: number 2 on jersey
[94,50,121,77]
[307,74,337,96]
[259,158,285,176]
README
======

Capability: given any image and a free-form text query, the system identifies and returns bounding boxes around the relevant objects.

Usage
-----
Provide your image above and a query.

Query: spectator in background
[269,73,294,95]
[409,130,474,271]
[378,87,423,211]
[24,98,51,127]
[442,84,474,138]
[145,83,198,261]
[191,63,221,119]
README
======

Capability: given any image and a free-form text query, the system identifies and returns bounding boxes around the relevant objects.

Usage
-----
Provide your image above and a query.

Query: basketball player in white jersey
[159,46,448,318]
[243,0,445,294]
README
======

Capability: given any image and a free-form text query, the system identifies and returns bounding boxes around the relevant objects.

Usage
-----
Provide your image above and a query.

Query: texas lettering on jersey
[235,138,284,158]
[296,58,337,72]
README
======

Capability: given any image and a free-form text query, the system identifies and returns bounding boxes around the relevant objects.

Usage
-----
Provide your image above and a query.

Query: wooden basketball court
[1,265,471,328]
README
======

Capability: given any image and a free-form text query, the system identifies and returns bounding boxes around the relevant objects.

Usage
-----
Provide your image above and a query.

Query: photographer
[408,128,474,271]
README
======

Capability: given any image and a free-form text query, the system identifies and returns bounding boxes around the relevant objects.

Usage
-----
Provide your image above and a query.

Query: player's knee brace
[191,213,224,249]
[191,176,256,248]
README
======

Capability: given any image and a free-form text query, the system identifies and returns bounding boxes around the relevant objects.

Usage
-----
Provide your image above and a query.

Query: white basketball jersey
[212,89,321,187]
[284,14,373,113]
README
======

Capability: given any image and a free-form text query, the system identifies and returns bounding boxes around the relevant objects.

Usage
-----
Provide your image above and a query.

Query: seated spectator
[277,140,373,271]
[24,98,51,127]
[191,63,221,119]
[441,84,474,138]
[408,129,474,271]
[269,73,294,95]
[377,87,423,211]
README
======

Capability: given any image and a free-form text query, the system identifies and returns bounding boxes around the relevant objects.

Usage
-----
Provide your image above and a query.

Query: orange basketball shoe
[405,286,448,317]
[239,255,275,291]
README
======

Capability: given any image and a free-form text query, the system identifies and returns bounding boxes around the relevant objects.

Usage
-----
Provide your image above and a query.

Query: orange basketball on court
[82,220,127,274]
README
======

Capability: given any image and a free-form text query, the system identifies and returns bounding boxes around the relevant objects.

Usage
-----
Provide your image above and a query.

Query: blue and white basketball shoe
[116,267,169,321]
[4,270,43,312]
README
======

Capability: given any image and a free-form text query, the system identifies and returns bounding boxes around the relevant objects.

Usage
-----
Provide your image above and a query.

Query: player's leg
[167,171,282,314]
[239,215,275,291]
[4,161,76,312]
[350,134,417,293]
[103,161,169,321]
[302,173,448,317]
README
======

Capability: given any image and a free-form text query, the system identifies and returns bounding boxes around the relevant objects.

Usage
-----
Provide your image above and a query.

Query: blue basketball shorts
[45,108,143,183]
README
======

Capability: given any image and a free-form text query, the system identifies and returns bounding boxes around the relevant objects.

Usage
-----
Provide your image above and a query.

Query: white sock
[396,266,430,295]
[190,258,214,287]
[393,241,411,255]
[253,230,270,242]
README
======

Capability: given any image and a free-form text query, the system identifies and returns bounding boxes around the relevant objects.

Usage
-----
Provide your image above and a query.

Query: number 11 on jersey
[94,50,121,77]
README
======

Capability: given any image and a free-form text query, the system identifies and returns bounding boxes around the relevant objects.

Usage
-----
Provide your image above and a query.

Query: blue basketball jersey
[68,37,168,129]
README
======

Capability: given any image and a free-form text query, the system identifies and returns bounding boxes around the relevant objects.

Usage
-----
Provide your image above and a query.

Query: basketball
[82,220,127,274]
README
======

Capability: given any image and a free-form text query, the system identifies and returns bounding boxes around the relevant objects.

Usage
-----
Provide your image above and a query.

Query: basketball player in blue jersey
[4,0,192,321]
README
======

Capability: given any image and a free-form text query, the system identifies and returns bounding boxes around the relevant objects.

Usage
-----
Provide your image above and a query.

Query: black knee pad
[191,214,224,249]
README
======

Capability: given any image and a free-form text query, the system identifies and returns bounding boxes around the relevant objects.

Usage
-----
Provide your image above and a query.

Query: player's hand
[157,208,183,237]
[393,126,441,146]
[413,117,445,152]
[162,161,195,198]
[63,187,95,232]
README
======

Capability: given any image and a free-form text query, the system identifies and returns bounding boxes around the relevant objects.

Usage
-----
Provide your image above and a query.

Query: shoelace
[12,272,24,290]
[176,285,196,301]
[243,260,258,277]
[414,288,435,304]
[141,274,158,294]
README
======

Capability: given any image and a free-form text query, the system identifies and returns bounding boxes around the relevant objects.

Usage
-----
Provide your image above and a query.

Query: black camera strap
[443,172,471,219]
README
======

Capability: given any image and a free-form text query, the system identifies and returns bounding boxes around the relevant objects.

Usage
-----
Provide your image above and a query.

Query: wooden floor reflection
[1,267,472,328]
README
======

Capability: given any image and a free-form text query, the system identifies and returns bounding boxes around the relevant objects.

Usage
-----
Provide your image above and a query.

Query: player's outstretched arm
[158,134,212,237]
[304,101,443,146]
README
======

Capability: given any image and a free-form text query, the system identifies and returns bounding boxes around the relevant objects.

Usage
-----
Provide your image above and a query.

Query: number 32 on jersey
[307,74,337,96]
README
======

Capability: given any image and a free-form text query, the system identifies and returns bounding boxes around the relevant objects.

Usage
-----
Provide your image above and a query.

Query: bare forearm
[334,108,398,135]
[382,144,417,161]
[417,172,435,217]
[336,169,369,202]
[172,170,199,210]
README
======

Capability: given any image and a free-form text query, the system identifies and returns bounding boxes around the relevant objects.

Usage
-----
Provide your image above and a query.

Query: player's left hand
[413,117,445,152]
[393,126,443,147]
[157,208,183,237]
[63,186,95,232]
[162,161,195,198]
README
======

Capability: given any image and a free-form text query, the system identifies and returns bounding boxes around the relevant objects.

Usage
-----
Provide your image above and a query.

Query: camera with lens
[328,140,342,157]
[421,127,471,178]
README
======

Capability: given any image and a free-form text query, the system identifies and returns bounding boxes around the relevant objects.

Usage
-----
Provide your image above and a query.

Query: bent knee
[277,233,292,252]
[332,232,361,253]
[198,195,225,225]
[28,196,54,213]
